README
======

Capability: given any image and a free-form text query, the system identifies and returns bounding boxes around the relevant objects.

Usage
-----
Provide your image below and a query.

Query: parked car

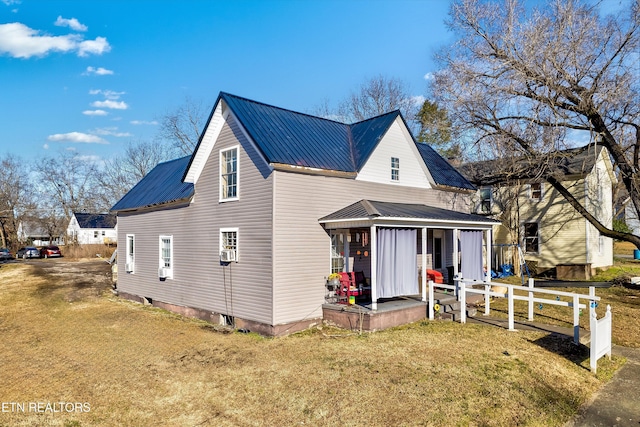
[16,247,40,259]
[40,245,62,258]
[0,248,12,260]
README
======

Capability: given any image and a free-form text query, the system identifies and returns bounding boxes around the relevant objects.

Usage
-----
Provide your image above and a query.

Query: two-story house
[111,92,498,336]
[460,144,614,279]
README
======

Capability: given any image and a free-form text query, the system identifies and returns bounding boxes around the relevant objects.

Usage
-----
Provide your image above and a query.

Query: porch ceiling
[319,199,499,229]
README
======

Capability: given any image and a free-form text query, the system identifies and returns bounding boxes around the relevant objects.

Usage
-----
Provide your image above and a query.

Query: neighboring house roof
[459,144,605,185]
[319,199,499,225]
[72,212,116,229]
[111,156,194,212]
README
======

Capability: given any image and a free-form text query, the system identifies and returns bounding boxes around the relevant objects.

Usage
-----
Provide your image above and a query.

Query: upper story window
[220,146,238,201]
[530,182,543,201]
[479,187,492,213]
[391,157,400,181]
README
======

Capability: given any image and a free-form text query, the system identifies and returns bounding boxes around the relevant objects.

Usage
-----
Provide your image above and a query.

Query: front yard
[0,259,626,426]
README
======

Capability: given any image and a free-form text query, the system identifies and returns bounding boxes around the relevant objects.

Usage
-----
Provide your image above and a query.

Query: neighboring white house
[17,221,64,246]
[67,212,117,245]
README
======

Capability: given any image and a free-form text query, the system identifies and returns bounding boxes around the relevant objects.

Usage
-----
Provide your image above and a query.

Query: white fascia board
[184,102,225,184]
[319,216,498,228]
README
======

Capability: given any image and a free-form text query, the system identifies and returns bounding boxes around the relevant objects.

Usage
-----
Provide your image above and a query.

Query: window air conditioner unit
[125,263,134,273]
[158,267,170,278]
[220,249,237,262]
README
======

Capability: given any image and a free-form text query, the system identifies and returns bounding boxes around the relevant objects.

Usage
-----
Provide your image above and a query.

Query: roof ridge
[360,200,381,217]
[220,92,350,126]
[350,110,400,126]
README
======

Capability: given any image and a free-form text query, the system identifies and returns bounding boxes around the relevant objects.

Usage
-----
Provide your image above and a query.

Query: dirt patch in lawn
[0,260,623,426]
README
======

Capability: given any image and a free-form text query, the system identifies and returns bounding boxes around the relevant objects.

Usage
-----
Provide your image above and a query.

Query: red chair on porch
[336,272,370,304]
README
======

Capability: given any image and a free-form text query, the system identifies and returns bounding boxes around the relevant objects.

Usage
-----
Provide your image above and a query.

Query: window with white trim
[220,147,238,201]
[530,183,543,201]
[126,234,135,273]
[159,235,173,278]
[220,228,238,262]
[479,187,492,213]
[391,157,400,181]
[523,222,539,253]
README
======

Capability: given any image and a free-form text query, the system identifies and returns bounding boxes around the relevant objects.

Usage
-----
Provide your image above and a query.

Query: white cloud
[411,95,426,107]
[54,16,87,32]
[130,120,159,125]
[84,66,114,76]
[47,132,108,144]
[42,143,49,150]
[423,73,435,81]
[78,36,110,57]
[91,99,128,110]
[93,127,131,137]
[1,0,21,5]
[89,89,124,99]
[83,109,108,116]
[0,22,110,58]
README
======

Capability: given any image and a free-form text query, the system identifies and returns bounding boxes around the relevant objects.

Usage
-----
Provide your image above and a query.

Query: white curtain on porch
[460,230,484,282]
[376,228,418,298]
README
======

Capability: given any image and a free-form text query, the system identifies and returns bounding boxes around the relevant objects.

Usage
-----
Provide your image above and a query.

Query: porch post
[453,228,459,278]
[485,228,492,282]
[343,230,350,272]
[421,227,427,302]
[370,225,377,310]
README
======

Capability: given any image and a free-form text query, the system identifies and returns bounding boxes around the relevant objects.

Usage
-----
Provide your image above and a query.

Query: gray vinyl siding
[272,170,470,325]
[117,118,274,324]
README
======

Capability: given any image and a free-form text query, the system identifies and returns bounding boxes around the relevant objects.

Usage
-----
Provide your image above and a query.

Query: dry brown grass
[61,244,116,261]
[0,261,623,426]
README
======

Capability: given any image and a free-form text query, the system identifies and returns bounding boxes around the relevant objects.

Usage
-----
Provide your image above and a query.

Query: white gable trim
[183,100,272,184]
[356,117,434,189]
[184,102,225,184]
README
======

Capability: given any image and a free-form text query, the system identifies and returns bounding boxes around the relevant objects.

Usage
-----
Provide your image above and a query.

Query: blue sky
[0,0,453,162]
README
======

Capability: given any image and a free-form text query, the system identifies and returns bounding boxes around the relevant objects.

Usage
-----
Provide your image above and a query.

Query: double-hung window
[126,234,135,273]
[220,228,238,262]
[220,147,238,201]
[523,223,539,253]
[479,187,492,213]
[391,157,400,181]
[159,235,173,279]
[530,183,543,201]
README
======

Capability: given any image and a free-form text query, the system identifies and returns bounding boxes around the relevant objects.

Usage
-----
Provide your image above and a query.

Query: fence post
[573,294,580,344]
[528,278,534,322]
[460,280,466,324]
[589,286,596,319]
[508,284,515,331]
[428,280,434,321]
[484,283,490,316]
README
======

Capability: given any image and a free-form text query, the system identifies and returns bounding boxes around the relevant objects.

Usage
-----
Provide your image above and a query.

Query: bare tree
[98,139,173,208]
[35,151,102,228]
[0,154,34,249]
[432,0,640,246]
[337,75,420,126]
[158,96,207,155]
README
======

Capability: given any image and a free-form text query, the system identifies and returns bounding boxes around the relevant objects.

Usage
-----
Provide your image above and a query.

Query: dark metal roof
[73,212,116,229]
[459,144,605,186]
[221,93,354,171]
[111,156,194,212]
[415,143,476,190]
[319,199,499,224]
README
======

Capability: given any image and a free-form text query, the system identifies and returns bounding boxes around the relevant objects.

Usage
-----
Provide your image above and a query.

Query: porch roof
[319,199,499,228]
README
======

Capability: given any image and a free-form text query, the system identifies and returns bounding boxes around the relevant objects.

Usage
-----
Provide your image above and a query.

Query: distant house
[17,221,64,246]
[459,144,614,278]
[111,92,498,336]
[67,212,117,245]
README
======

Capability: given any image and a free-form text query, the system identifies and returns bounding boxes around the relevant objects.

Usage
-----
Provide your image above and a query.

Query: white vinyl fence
[426,277,613,373]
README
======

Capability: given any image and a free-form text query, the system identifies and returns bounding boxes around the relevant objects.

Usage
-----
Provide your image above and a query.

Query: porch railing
[427,277,612,372]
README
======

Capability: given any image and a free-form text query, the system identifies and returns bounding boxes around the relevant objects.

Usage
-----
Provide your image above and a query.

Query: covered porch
[319,200,499,331]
